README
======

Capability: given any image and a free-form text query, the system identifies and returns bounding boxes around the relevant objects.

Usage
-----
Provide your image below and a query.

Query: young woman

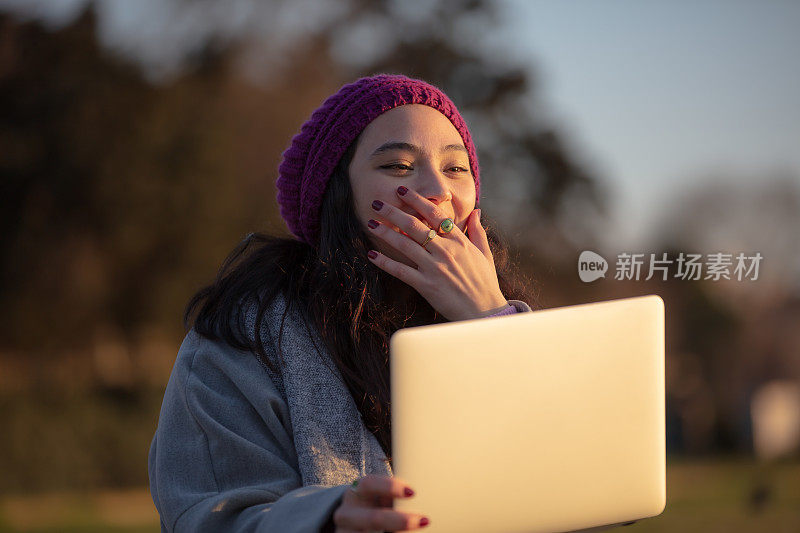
[148,73,538,532]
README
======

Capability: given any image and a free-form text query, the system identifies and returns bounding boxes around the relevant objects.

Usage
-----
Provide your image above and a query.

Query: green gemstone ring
[438,217,455,234]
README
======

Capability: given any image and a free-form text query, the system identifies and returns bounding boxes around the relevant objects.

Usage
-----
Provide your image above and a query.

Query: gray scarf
[243,292,393,487]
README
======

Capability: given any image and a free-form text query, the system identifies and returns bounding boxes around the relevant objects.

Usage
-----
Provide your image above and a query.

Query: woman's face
[348,104,477,268]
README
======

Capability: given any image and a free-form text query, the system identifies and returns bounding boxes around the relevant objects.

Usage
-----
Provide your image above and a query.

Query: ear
[467,209,492,261]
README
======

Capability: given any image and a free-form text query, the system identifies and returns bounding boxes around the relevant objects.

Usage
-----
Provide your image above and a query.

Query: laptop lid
[390,294,666,533]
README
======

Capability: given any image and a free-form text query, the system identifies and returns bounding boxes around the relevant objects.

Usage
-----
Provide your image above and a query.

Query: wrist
[477,300,511,318]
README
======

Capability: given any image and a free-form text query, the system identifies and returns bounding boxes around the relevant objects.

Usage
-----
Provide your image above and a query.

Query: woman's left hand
[366,186,509,321]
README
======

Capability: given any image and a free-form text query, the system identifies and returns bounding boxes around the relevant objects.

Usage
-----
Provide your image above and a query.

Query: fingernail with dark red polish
[372,200,383,210]
[404,487,414,497]
[368,250,377,259]
[420,517,430,527]
[368,219,379,229]
[397,186,408,196]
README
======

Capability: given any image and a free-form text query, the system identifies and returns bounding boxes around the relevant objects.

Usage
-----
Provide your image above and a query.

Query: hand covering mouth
[406,208,426,224]
[392,208,425,237]
[394,208,455,237]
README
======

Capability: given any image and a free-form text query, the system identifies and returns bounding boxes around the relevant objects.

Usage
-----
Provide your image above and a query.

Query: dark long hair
[184,134,540,468]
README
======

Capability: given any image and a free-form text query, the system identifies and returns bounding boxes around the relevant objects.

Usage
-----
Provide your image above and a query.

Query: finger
[396,186,466,244]
[367,248,428,289]
[343,486,405,513]
[342,487,380,508]
[367,218,434,265]
[334,506,427,532]
[355,475,416,501]
[467,209,492,261]
[377,493,394,508]
[371,199,436,247]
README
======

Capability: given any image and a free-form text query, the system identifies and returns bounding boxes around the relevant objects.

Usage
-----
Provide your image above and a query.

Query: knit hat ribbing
[276,73,481,247]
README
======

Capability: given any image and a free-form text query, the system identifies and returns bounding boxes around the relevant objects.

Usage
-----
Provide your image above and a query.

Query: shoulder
[171,328,270,395]
[162,326,295,431]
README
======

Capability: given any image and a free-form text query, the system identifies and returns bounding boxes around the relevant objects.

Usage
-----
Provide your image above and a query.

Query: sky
[3,0,799,254]
[499,0,800,250]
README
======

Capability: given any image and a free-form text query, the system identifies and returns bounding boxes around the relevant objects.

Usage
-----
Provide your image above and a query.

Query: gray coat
[148,294,532,532]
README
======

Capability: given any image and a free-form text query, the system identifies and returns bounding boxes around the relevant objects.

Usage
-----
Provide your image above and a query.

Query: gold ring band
[420,229,436,248]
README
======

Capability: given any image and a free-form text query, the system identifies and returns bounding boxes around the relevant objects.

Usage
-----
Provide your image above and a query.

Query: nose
[417,167,453,206]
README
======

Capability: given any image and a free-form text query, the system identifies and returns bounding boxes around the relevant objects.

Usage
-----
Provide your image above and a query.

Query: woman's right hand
[332,475,430,532]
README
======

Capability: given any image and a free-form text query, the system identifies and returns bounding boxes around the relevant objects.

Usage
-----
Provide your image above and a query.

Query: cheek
[453,175,475,194]
[349,174,376,214]
[352,179,394,222]
[453,183,476,229]
[455,183,476,210]
[362,181,397,208]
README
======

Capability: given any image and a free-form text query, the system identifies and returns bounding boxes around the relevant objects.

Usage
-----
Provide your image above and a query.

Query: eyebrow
[369,141,467,159]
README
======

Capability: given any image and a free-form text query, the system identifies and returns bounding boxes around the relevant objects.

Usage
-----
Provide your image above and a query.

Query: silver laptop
[390,294,666,533]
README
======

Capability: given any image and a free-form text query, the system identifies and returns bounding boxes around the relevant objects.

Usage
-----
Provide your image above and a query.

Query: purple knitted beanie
[276,73,481,247]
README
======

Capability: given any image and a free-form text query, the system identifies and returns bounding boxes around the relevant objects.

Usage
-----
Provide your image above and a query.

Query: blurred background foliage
[0,0,798,531]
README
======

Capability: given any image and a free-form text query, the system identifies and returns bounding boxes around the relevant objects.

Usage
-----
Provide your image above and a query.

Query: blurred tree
[652,176,800,453]
[1,8,158,349]
[1,0,606,352]
[0,5,344,351]
[653,174,800,296]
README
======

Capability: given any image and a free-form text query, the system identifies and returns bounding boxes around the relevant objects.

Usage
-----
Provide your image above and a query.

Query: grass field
[0,457,797,532]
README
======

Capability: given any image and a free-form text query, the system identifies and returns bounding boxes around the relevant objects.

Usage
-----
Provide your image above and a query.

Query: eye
[448,166,469,173]
[380,163,412,171]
